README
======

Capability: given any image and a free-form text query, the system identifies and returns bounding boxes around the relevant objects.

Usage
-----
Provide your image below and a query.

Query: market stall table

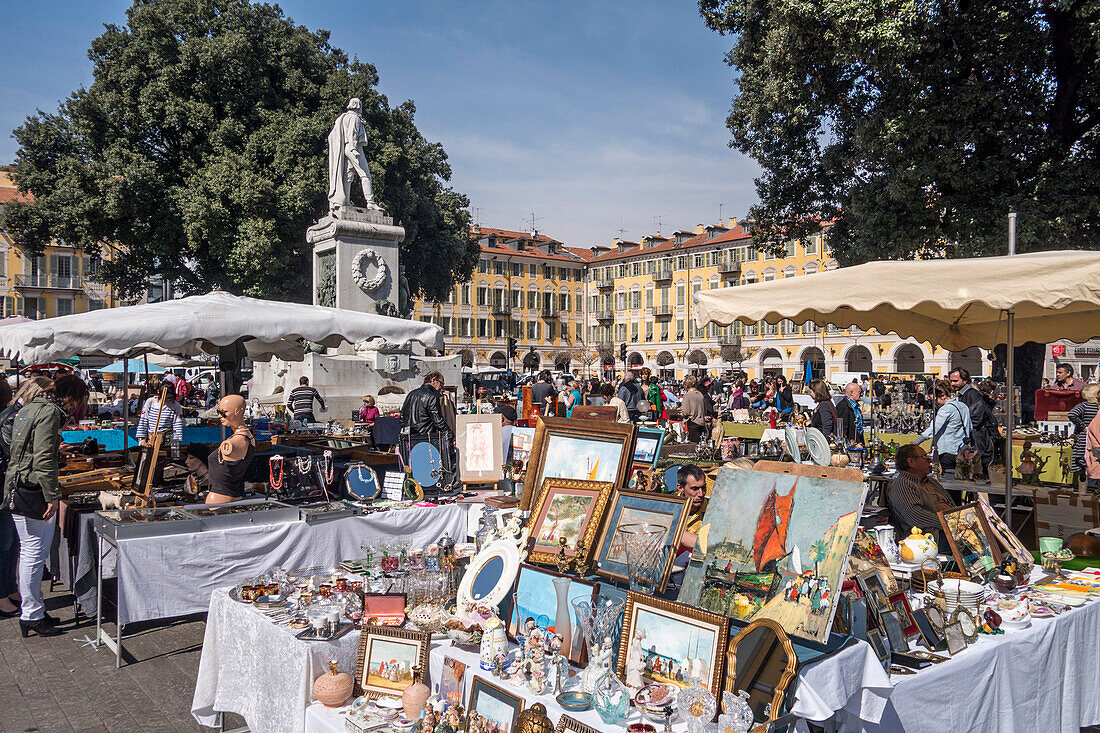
[97,503,467,666]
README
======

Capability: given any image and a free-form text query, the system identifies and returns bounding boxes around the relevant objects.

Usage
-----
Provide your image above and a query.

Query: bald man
[835,382,865,445]
[205,395,256,504]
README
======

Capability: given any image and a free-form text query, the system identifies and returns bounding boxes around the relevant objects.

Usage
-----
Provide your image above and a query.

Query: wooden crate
[1029,488,1100,543]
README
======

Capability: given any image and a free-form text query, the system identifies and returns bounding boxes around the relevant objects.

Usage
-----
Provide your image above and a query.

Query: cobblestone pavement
[0,580,243,732]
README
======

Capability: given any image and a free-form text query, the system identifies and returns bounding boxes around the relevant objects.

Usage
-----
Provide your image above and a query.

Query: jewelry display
[269,455,284,492]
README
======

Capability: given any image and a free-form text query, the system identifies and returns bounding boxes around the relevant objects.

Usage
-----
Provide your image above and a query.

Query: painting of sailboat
[678,464,865,642]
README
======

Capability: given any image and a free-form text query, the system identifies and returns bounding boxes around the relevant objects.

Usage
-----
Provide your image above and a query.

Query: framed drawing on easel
[456,413,504,483]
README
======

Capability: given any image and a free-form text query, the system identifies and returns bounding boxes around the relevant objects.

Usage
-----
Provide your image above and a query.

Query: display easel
[130,386,170,509]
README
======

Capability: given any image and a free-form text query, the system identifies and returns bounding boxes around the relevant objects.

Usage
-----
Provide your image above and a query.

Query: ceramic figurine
[506,652,527,686]
[625,627,647,691]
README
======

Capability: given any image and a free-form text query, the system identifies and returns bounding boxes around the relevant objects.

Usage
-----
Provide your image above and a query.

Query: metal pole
[1004,213,1016,524]
[121,356,130,458]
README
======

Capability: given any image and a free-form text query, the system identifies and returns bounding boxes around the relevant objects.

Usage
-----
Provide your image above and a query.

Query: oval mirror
[471,555,505,601]
[725,618,797,726]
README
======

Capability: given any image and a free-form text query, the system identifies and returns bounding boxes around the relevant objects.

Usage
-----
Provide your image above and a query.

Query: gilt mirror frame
[724,618,798,729]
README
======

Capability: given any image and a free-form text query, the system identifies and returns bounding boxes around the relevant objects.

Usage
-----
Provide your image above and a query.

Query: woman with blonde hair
[358,395,379,425]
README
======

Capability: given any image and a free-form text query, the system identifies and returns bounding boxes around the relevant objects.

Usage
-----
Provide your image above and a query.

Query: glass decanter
[678,672,716,733]
[718,689,754,733]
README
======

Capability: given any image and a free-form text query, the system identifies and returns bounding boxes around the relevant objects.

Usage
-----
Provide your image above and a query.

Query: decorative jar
[312,659,353,707]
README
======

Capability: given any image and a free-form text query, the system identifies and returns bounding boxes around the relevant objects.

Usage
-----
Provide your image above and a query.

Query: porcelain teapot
[898,528,938,564]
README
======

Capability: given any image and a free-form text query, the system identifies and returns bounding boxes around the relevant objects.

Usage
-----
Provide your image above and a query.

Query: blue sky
[0,1,759,245]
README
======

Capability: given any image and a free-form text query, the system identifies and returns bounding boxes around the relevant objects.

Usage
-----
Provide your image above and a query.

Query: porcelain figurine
[898,527,938,564]
[625,627,647,691]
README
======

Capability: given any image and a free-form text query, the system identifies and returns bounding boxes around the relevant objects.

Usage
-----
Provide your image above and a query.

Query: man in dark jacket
[400,371,455,488]
[949,368,996,475]
[530,370,557,416]
[835,382,865,446]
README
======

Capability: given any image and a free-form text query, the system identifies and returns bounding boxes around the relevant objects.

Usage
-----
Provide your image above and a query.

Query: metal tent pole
[1004,213,1016,524]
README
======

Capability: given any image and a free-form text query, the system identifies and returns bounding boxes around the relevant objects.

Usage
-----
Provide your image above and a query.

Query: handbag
[6,404,49,520]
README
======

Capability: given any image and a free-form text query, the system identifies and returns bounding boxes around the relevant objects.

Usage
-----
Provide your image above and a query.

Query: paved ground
[0,580,243,733]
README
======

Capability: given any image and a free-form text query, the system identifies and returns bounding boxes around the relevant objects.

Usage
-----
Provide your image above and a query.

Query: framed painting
[888,592,918,637]
[911,608,947,652]
[508,563,599,666]
[457,413,504,483]
[354,624,430,698]
[938,503,1002,578]
[617,591,731,699]
[632,426,665,471]
[465,676,524,733]
[677,461,867,643]
[438,654,467,710]
[975,493,1033,567]
[527,478,614,569]
[594,489,690,593]
[518,417,637,512]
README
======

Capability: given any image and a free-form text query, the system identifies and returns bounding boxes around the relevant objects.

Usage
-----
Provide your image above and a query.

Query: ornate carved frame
[724,617,798,730]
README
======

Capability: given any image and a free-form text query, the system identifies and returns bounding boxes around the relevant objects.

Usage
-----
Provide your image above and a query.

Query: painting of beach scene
[678,463,866,642]
[540,434,624,484]
[363,637,420,691]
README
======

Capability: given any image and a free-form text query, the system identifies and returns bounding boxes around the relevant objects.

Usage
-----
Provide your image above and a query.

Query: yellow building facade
[422,220,986,380]
[0,169,122,320]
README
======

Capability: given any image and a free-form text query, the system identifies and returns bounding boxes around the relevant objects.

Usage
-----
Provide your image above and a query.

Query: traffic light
[619,343,627,362]
[507,337,518,359]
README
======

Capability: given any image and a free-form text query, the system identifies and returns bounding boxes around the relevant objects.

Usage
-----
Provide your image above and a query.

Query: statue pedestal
[309,207,405,314]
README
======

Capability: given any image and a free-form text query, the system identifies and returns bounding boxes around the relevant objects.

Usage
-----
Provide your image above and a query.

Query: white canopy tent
[0,290,443,452]
[0,289,443,363]
[694,249,1100,519]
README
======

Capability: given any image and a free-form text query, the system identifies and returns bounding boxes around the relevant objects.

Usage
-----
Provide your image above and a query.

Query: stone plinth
[309,207,405,314]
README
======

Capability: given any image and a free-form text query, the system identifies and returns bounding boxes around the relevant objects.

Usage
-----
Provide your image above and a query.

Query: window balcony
[654,305,673,318]
[490,305,512,317]
[596,309,615,322]
[654,265,673,281]
[596,278,614,289]
[15,274,84,290]
[718,260,741,275]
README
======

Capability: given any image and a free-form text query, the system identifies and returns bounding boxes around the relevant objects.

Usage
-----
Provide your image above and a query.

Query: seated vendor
[885,443,956,551]
[205,395,256,504]
[676,464,709,555]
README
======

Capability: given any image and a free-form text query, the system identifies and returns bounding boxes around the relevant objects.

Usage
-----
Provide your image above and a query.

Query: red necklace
[269,455,284,491]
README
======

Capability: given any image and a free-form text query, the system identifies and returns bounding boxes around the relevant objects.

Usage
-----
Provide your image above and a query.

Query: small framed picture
[354,624,430,698]
[943,621,968,656]
[912,608,947,652]
[555,715,601,733]
[438,654,467,710]
[593,489,690,592]
[924,604,948,634]
[880,610,909,653]
[527,478,615,569]
[466,676,524,733]
[866,628,890,669]
[888,592,918,637]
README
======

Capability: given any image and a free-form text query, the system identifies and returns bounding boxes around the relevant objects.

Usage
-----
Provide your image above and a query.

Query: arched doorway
[759,348,783,377]
[949,346,982,377]
[489,351,506,368]
[457,348,475,368]
[686,349,708,376]
[800,347,826,380]
[846,345,873,373]
[522,351,541,372]
[553,351,572,372]
[656,350,675,379]
[894,343,925,373]
[628,352,644,368]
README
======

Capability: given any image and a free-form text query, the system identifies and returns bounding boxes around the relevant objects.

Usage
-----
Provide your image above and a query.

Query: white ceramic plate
[804,427,831,466]
[783,425,802,464]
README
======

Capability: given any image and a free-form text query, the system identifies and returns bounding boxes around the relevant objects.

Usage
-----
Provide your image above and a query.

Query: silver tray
[182,498,301,531]
[299,501,357,523]
[93,507,203,542]
[295,622,355,642]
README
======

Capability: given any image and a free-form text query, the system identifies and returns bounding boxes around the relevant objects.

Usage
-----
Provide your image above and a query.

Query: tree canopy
[3,0,477,302]
[700,0,1100,263]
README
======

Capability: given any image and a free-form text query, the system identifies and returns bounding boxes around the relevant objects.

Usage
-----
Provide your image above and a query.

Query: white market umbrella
[0,289,443,363]
[694,249,1100,519]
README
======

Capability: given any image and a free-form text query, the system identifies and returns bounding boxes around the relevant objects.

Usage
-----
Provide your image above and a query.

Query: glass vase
[718,690,754,733]
[619,523,667,593]
[569,596,624,693]
[592,672,630,725]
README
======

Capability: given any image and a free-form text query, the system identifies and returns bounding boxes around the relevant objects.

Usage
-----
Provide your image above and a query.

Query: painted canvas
[363,637,420,691]
[527,479,614,568]
[541,434,625,484]
[467,678,524,733]
[439,655,466,708]
[939,503,1001,578]
[678,463,866,643]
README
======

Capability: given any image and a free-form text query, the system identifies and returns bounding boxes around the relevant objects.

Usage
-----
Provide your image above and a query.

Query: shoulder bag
[6,403,50,519]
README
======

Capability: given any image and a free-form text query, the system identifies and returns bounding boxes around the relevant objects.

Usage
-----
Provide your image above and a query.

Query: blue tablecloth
[62,426,224,451]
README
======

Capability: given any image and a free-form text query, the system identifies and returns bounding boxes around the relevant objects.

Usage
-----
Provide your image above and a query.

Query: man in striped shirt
[885,444,956,549]
[287,377,326,423]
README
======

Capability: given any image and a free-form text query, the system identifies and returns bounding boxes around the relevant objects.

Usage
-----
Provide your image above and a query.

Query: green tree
[810,539,829,568]
[3,0,477,302]
[700,0,1100,263]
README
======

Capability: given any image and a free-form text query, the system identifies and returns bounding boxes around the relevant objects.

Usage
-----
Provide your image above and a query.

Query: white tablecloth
[192,587,363,733]
[115,504,467,625]
[859,596,1100,732]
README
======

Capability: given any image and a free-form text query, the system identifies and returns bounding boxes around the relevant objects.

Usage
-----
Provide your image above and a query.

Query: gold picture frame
[526,478,614,570]
[724,617,798,730]
[555,715,601,733]
[617,591,731,699]
[353,623,430,698]
[518,417,637,511]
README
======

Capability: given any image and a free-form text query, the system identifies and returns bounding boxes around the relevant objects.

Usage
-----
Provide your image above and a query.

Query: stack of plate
[928,578,987,612]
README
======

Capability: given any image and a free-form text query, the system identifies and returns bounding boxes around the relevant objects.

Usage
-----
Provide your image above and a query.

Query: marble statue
[328,98,382,216]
